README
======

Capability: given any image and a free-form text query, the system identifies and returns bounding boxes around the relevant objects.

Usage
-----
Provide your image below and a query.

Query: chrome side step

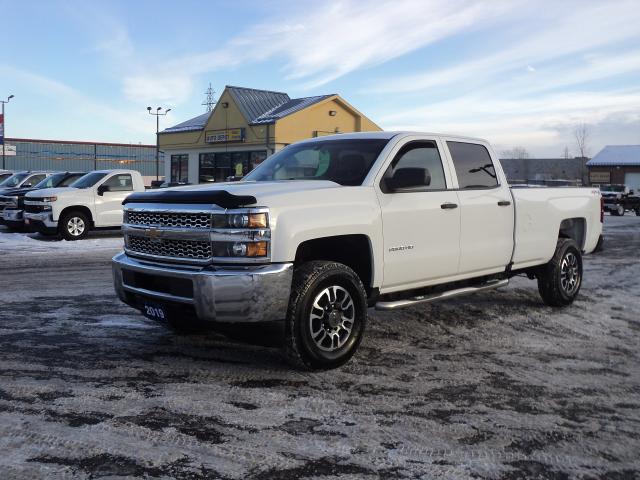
[374,278,509,311]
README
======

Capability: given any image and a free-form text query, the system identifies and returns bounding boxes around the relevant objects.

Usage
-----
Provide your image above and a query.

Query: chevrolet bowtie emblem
[145,227,162,239]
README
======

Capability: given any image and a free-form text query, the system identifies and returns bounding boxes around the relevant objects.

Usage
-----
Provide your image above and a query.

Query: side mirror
[386,167,431,192]
[97,184,110,196]
[630,190,635,195]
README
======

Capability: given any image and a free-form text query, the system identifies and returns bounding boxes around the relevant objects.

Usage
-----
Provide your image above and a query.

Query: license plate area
[142,300,168,322]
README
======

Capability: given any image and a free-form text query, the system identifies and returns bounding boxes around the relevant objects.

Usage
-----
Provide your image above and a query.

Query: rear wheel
[60,211,90,241]
[284,261,367,370]
[537,238,583,307]
[612,204,625,216]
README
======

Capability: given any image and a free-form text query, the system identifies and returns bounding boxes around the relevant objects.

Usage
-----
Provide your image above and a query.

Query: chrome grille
[127,235,212,260]
[125,211,211,229]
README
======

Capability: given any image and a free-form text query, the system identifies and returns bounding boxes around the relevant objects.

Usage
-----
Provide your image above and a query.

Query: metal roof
[227,86,290,125]
[251,95,334,124]
[162,87,338,133]
[162,112,211,133]
[587,145,640,166]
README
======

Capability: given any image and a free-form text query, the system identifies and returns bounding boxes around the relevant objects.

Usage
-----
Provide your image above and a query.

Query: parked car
[0,171,55,196]
[112,132,603,370]
[0,171,86,230]
[0,171,57,217]
[24,169,145,240]
[599,184,640,216]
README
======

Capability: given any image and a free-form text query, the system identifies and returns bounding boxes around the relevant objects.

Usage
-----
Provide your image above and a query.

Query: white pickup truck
[112,132,603,370]
[24,169,145,240]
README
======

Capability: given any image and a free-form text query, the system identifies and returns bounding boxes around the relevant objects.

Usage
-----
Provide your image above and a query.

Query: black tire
[635,208,640,216]
[284,261,367,370]
[59,211,90,241]
[537,238,583,307]
[612,205,625,216]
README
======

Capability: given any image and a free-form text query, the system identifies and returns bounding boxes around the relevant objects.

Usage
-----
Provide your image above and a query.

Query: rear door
[95,173,134,226]
[444,140,514,275]
[376,137,461,291]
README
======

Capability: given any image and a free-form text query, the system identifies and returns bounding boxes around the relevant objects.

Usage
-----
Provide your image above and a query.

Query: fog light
[232,243,247,256]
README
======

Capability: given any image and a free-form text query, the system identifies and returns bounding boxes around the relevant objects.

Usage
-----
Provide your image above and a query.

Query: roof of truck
[297,131,489,143]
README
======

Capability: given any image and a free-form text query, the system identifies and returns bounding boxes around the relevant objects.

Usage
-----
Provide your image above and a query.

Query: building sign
[589,171,611,184]
[205,128,245,144]
[2,144,16,156]
[0,113,4,145]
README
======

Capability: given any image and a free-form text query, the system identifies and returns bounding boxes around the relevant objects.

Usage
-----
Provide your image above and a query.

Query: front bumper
[2,209,25,227]
[112,252,294,323]
[24,211,58,234]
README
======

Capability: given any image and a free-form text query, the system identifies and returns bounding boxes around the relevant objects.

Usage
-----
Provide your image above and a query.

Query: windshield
[600,185,625,193]
[35,173,66,189]
[243,139,389,186]
[70,172,108,189]
[0,173,28,188]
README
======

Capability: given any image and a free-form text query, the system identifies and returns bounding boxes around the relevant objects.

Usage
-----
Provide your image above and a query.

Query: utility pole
[202,83,216,112]
[1,94,14,170]
[147,106,171,181]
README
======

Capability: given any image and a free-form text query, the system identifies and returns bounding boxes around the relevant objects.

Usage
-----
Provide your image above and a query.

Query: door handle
[440,202,458,209]
[497,200,511,206]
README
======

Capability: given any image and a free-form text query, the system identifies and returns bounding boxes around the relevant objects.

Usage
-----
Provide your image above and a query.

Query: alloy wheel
[560,251,580,295]
[67,217,85,237]
[308,285,355,352]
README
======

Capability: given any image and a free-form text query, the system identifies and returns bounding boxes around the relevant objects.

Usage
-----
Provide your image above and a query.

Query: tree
[501,146,530,159]
[574,123,589,158]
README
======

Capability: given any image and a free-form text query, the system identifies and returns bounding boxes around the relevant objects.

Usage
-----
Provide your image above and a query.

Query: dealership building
[587,145,640,191]
[159,85,381,184]
[2,138,159,185]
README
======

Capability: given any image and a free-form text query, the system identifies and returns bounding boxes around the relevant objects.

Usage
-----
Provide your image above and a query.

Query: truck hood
[0,186,37,197]
[125,180,342,208]
[25,187,78,198]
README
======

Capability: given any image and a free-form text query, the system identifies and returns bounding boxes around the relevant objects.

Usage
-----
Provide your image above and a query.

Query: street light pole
[1,95,14,170]
[147,106,171,181]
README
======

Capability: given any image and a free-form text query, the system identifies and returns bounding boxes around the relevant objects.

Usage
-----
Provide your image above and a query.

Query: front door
[445,140,514,274]
[377,140,461,291]
[95,173,134,226]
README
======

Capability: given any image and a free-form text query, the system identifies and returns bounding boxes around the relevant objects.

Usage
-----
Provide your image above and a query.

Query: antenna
[202,83,216,112]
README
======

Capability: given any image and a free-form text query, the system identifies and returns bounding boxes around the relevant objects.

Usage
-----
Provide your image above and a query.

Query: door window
[447,141,498,189]
[171,154,188,182]
[381,141,447,193]
[103,174,133,192]
[26,174,47,186]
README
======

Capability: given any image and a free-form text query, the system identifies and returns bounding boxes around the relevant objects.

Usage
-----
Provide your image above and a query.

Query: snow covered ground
[0,217,638,479]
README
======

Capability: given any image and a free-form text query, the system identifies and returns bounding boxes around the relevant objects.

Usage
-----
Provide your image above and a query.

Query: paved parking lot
[0,217,638,479]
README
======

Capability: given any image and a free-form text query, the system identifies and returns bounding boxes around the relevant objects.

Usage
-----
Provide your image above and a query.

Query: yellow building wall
[159,90,381,150]
[275,96,381,145]
[159,89,274,150]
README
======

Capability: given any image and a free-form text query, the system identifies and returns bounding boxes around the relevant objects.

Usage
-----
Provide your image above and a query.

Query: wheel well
[295,235,373,293]
[558,218,586,250]
[59,206,94,227]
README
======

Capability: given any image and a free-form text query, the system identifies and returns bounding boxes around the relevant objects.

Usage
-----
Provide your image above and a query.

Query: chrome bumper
[24,211,58,228]
[3,209,24,222]
[112,252,294,323]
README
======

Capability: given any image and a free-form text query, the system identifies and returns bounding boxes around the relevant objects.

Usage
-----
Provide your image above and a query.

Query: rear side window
[103,174,133,192]
[447,141,498,189]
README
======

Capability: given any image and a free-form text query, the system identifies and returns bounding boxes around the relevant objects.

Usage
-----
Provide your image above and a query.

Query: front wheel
[284,261,367,370]
[537,238,583,307]
[612,204,625,216]
[60,211,90,241]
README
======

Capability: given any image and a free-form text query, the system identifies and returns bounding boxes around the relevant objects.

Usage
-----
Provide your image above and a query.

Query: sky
[1,0,639,157]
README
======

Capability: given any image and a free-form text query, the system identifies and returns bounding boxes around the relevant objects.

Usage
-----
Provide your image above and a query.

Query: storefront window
[170,154,188,183]
[198,151,267,183]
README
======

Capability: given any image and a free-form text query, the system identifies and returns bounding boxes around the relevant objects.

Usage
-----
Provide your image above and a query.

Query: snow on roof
[587,145,640,166]
[162,112,212,133]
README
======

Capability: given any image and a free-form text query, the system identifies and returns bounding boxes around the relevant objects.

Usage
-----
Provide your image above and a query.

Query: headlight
[42,196,58,202]
[211,209,270,260]
[212,211,268,229]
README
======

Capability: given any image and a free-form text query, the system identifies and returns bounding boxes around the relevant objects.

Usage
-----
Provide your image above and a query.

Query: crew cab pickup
[600,184,640,216]
[0,171,86,229]
[24,169,145,240]
[112,132,603,370]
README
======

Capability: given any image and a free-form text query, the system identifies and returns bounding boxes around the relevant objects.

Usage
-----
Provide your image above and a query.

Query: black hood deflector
[122,189,257,209]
